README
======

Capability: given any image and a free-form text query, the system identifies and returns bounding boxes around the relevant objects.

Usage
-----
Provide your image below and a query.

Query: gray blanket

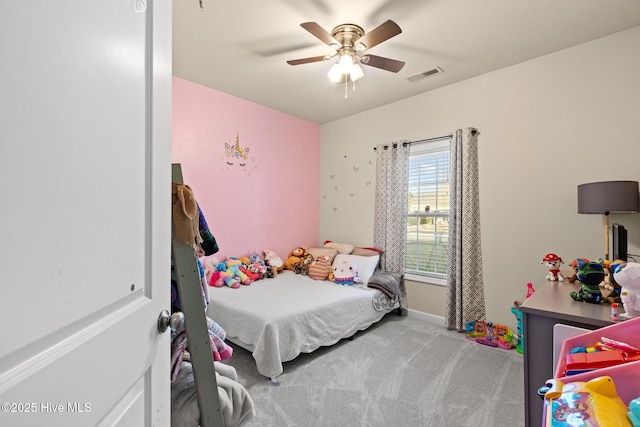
[366,270,405,305]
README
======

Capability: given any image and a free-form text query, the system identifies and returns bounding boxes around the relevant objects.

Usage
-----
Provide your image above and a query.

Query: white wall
[320,26,640,330]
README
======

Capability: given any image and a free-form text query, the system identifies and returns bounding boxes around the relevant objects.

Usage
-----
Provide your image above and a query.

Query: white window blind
[406,138,450,280]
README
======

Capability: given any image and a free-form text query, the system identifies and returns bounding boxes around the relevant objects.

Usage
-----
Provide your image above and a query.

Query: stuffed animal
[541,253,566,281]
[603,259,624,304]
[264,249,284,273]
[200,255,219,284]
[570,259,604,304]
[332,258,358,285]
[294,253,314,275]
[211,263,240,289]
[567,258,589,283]
[225,258,252,285]
[264,265,276,278]
[239,256,262,281]
[308,256,332,281]
[612,261,640,317]
[249,250,265,266]
[284,247,305,271]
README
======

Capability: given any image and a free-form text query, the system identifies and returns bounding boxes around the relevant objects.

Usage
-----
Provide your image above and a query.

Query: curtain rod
[373,135,449,151]
[373,129,477,151]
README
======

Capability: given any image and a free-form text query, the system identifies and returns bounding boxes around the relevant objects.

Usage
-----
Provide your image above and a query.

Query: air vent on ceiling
[407,67,443,83]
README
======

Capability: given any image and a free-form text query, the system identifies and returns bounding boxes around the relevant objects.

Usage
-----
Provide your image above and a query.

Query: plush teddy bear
[570,259,604,304]
[284,247,306,271]
[541,253,566,281]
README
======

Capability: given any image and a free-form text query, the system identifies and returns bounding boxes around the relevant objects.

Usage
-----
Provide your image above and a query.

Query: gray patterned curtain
[373,142,410,279]
[445,128,485,331]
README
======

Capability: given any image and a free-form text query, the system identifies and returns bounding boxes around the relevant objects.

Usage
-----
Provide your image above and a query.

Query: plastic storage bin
[554,316,640,405]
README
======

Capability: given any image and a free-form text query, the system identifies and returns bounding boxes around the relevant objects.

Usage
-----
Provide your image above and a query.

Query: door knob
[157,310,184,333]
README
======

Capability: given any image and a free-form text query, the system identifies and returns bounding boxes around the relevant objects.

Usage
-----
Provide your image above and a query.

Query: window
[406,138,450,284]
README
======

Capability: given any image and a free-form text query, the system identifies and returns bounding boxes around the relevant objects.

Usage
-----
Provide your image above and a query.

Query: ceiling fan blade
[356,19,402,50]
[360,54,405,73]
[300,22,340,47]
[287,55,329,66]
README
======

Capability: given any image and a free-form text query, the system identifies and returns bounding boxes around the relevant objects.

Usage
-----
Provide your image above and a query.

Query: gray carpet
[222,313,524,427]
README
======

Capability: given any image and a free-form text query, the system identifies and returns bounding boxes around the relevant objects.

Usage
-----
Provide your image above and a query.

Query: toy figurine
[541,253,566,281]
[570,259,604,304]
[568,258,589,283]
[612,261,640,318]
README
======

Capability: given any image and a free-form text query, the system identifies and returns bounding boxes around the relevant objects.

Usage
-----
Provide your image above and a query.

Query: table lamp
[577,180,639,260]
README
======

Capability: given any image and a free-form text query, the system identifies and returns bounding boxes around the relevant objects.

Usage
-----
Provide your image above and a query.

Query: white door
[0,1,171,426]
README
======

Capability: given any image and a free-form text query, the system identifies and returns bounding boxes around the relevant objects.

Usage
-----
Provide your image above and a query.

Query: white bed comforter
[206,271,394,379]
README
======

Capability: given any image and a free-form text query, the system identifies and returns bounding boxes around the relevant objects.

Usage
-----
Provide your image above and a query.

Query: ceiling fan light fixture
[289,19,404,89]
[338,53,354,74]
[328,63,343,83]
[350,63,364,81]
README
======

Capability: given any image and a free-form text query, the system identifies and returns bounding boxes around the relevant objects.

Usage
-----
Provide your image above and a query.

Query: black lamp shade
[577,181,640,214]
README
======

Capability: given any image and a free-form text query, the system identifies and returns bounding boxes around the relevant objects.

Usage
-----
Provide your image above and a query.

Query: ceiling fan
[287,20,405,84]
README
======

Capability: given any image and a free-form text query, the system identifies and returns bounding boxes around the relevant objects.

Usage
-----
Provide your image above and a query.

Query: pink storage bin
[554,317,640,405]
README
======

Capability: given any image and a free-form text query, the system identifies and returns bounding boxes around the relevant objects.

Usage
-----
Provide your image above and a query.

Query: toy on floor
[570,259,604,304]
[512,282,535,354]
[465,320,515,350]
[541,253,566,281]
[612,262,640,318]
[540,376,632,426]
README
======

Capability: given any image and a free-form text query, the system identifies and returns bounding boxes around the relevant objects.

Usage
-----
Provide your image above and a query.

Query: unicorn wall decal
[225,133,249,166]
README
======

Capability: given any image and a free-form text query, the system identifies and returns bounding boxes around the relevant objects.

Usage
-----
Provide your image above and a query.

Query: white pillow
[332,254,380,285]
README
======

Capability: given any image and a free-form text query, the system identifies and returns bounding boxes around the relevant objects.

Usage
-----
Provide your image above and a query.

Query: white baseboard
[406,308,445,326]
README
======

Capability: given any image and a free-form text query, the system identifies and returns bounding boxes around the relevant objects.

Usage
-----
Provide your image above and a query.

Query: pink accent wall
[172,77,321,262]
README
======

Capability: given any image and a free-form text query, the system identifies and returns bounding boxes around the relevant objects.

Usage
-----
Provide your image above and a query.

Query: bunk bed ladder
[172,163,225,427]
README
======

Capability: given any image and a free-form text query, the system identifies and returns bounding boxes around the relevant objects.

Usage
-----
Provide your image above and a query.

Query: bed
[206,267,403,381]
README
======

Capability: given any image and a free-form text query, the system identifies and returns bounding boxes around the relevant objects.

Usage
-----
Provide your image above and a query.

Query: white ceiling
[172,0,640,124]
